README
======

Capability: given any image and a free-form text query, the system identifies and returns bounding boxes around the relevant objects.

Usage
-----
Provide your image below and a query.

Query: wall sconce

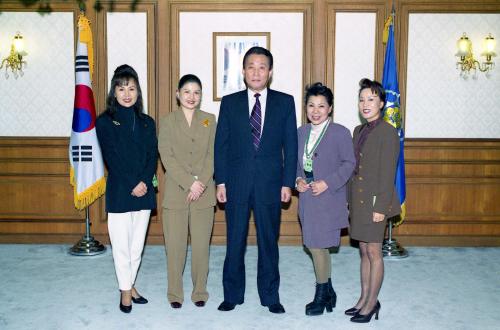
[0,32,28,79]
[456,32,496,77]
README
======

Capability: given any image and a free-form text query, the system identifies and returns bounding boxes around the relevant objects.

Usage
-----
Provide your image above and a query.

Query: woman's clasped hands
[296,178,328,196]
[187,180,206,202]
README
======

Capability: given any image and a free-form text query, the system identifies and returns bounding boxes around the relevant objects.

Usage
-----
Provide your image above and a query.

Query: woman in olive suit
[347,78,401,323]
[158,74,216,309]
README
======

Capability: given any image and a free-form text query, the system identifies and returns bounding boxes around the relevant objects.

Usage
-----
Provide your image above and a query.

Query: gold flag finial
[77,13,94,81]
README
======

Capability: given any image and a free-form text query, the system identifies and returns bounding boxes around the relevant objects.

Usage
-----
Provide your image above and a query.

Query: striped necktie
[250,93,262,150]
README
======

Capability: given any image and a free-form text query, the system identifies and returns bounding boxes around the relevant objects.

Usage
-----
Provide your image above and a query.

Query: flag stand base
[382,218,408,259]
[69,235,106,256]
[69,207,106,256]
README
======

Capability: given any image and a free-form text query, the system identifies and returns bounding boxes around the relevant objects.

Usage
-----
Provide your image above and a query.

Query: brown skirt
[349,217,387,243]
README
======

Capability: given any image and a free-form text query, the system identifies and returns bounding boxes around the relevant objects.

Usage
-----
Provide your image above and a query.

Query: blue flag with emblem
[382,15,406,225]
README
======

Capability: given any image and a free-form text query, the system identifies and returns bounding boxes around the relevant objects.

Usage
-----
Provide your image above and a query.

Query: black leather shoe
[268,303,285,314]
[131,296,148,304]
[218,301,236,311]
[350,301,381,323]
[119,302,132,313]
[344,307,360,316]
[194,301,206,307]
[170,302,182,309]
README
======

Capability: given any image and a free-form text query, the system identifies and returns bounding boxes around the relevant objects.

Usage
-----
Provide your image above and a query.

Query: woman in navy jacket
[96,64,158,313]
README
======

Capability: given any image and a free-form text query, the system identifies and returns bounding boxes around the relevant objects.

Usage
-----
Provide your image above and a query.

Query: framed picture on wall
[213,32,271,101]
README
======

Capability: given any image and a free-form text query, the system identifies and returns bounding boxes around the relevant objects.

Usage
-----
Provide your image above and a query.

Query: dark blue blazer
[96,111,158,213]
[215,89,298,204]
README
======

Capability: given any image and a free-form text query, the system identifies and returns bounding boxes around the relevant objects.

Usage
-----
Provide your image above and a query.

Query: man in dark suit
[214,47,298,314]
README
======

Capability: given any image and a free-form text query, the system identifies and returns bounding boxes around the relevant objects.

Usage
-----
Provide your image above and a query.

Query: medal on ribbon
[304,158,313,172]
[303,119,330,173]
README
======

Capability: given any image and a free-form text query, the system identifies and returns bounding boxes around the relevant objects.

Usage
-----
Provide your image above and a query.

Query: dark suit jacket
[214,89,298,204]
[96,110,158,213]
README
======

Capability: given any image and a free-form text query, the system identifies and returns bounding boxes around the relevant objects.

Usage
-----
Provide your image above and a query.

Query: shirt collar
[247,87,268,100]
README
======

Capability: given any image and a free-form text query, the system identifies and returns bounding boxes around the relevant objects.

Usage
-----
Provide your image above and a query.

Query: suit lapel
[237,91,255,153]
[313,122,331,157]
[175,109,194,139]
[259,89,276,150]
[192,110,207,142]
[297,125,308,171]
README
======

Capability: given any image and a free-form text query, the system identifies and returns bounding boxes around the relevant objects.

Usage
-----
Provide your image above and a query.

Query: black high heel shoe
[119,302,132,313]
[344,307,360,316]
[119,292,132,313]
[350,301,380,323]
[132,295,148,304]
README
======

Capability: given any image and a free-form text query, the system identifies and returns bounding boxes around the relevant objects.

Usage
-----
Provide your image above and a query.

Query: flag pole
[69,206,106,256]
[383,216,408,258]
[381,3,408,259]
[68,12,106,256]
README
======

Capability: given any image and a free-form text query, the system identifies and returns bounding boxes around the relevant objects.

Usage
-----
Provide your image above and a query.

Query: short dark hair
[358,78,386,105]
[305,82,334,107]
[177,74,202,106]
[178,74,202,90]
[242,46,273,69]
[105,64,144,118]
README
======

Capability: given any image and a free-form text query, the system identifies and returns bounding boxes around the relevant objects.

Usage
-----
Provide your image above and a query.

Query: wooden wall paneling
[326,0,387,95]
[0,138,88,243]
[393,139,500,246]
[312,0,327,83]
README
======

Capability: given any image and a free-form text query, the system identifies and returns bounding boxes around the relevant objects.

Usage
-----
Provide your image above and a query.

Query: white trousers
[108,210,151,291]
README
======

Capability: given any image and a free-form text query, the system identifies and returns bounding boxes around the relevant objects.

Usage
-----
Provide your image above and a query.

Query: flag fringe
[70,167,106,210]
[392,203,406,226]
[382,15,393,45]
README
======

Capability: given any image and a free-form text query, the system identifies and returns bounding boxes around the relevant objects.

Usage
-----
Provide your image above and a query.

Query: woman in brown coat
[347,78,400,323]
[158,74,216,309]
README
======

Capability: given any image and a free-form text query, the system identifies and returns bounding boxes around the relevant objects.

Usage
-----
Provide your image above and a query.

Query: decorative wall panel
[0,12,74,137]
[106,12,148,113]
[179,12,304,125]
[333,12,376,133]
[406,14,500,138]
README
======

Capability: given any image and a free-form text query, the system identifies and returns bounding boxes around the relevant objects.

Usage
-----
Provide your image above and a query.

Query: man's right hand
[216,185,227,203]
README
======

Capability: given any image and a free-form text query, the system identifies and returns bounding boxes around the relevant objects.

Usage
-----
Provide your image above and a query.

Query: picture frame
[212,32,271,101]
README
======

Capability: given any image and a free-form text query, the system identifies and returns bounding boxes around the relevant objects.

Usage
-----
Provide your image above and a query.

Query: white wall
[0,12,74,137]
[406,13,500,138]
[333,12,377,133]
[179,12,304,125]
[107,12,148,113]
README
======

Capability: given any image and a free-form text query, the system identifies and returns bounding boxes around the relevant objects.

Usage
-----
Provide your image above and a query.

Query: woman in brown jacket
[347,78,400,323]
[158,74,216,309]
